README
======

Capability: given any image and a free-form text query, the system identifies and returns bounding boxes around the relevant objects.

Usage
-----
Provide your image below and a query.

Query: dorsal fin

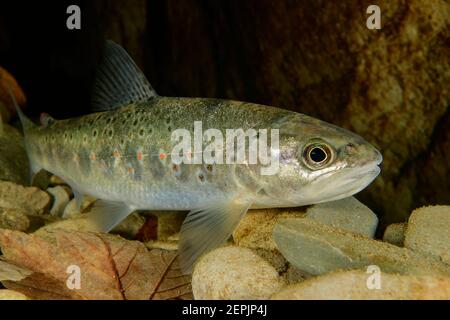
[91,40,158,111]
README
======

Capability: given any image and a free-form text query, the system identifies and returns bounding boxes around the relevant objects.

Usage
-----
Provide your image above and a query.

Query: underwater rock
[31,170,51,190]
[142,211,187,240]
[0,207,29,231]
[280,265,310,285]
[0,124,29,185]
[192,246,285,300]
[273,218,449,276]
[47,186,71,217]
[404,206,450,264]
[112,212,146,239]
[0,289,29,300]
[62,195,97,218]
[0,181,51,215]
[49,175,68,186]
[383,223,407,247]
[233,208,306,271]
[305,197,378,238]
[271,270,450,300]
[62,199,80,218]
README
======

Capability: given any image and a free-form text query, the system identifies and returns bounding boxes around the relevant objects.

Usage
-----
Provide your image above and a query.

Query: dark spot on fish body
[205,164,214,173]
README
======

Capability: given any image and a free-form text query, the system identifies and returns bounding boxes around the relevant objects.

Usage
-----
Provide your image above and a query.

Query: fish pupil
[309,147,327,163]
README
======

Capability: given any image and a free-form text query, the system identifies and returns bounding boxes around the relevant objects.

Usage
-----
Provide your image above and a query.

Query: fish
[13,41,382,272]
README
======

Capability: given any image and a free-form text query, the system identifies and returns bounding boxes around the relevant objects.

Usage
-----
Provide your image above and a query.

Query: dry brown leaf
[0,229,192,300]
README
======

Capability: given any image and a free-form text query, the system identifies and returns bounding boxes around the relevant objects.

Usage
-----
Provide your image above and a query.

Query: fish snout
[373,148,383,165]
[341,142,382,167]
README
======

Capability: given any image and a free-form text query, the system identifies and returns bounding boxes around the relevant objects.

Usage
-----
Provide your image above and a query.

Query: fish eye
[302,141,334,169]
[310,147,327,162]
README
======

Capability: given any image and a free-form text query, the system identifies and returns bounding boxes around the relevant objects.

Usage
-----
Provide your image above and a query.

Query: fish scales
[27,98,291,210]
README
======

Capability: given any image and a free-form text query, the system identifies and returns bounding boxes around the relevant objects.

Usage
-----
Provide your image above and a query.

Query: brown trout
[14,41,382,272]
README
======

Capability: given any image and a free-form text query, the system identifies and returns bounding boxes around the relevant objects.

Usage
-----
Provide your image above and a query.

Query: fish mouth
[298,159,381,205]
[321,160,381,201]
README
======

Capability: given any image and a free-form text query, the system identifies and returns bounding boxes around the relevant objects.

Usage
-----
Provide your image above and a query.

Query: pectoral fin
[85,199,134,232]
[179,199,252,274]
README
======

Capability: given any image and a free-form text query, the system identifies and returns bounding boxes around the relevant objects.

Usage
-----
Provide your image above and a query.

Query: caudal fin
[7,85,40,184]
[7,85,35,134]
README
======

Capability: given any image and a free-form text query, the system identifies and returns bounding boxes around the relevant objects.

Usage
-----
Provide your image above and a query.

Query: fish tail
[7,85,35,135]
[7,85,41,183]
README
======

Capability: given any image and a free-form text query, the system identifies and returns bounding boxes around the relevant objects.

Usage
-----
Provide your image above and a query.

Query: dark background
[0,0,448,228]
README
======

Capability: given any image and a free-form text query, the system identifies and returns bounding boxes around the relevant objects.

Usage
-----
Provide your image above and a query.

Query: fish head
[260,113,382,206]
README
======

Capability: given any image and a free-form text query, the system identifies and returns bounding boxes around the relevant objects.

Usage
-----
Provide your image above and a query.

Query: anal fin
[179,199,252,274]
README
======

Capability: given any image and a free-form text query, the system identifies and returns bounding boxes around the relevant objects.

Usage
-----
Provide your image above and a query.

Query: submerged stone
[273,218,449,276]
[383,223,406,247]
[0,207,29,231]
[233,207,306,271]
[404,206,450,264]
[271,270,450,300]
[192,246,284,300]
[305,196,378,238]
[0,181,51,215]
[47,186,71,217]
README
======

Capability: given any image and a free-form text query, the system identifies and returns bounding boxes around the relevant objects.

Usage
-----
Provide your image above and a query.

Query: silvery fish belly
[14,41,382,272]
